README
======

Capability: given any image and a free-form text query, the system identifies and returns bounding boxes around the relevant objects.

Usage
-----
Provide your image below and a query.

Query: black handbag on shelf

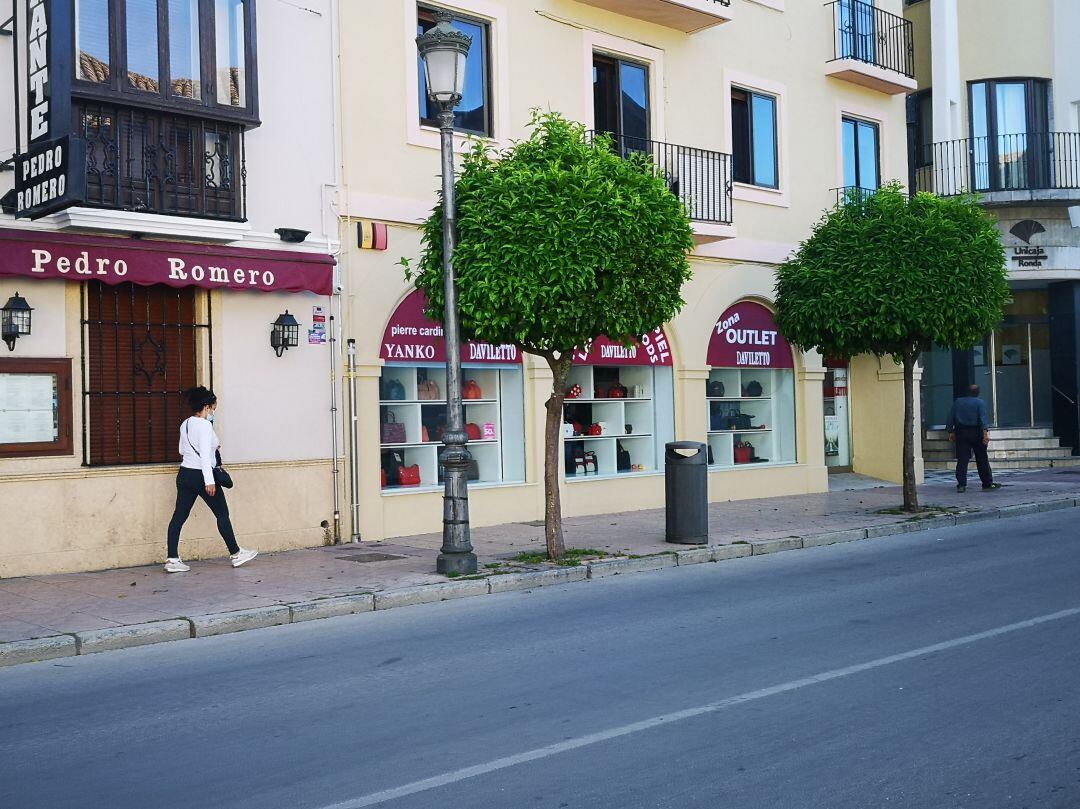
[706,379,725,398]
[616,442,632,471]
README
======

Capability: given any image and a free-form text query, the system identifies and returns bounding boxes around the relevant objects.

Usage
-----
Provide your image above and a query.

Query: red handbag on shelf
[584,451,598,474]
[398,465,421,486]
[463,380,483,399]
[734,441,753,464]
[587,423,603,436]
[417,379,441,400]
[566,384,582,399]
[465,422,483,440]
[573,422,584,436]
[381,468,387,488]
[594,387,606,398]
[607,383,627,399]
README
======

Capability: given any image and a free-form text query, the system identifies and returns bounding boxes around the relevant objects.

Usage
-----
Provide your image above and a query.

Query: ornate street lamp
[417,10,477,575]
[271,310,300,357]
[1,292,33,351]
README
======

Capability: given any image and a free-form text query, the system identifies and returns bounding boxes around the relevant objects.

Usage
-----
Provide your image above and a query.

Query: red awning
[0,227,335,295]
[572,327,674,366]
[380,289,522,365]
[707,301,794,369]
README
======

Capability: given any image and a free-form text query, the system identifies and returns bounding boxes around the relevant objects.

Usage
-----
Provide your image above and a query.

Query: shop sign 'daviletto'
[707,301,794,369]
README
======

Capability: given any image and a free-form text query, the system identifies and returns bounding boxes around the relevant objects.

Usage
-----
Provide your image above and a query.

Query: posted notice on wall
[0,373,57,443]
[308,305,327,345]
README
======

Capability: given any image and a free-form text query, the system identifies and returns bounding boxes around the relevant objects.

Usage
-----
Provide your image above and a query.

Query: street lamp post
[417,11,477,575]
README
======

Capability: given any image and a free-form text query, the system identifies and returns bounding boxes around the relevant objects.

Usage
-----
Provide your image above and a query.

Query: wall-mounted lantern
[270,310,300,357]
[1,292,33,351]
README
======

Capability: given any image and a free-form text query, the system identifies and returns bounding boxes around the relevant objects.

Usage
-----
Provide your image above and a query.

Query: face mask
[207,413,216,424]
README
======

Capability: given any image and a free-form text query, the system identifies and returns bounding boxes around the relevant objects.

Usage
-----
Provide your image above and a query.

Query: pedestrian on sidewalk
[947,384,1002,494]
[164,386,258,573]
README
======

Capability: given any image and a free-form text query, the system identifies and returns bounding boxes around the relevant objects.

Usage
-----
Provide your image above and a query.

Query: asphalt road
[2,511,1079,809]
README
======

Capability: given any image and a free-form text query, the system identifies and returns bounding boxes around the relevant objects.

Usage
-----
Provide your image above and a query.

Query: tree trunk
[543,354,572,559]
[902,351,920,512]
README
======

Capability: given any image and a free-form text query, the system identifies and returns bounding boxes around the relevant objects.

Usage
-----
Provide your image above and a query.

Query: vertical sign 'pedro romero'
[14,0,85,219]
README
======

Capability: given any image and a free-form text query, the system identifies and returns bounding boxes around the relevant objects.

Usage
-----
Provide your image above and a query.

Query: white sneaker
[230,548,258,568]
[164,558,190,573]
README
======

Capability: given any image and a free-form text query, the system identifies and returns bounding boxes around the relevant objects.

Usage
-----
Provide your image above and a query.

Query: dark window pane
[216,0,247,107]
[76,0,111,83]
[592,56,619,136]
[169,0,202,100]
[751,93,778,188]
[731,89,751,184]
[417,7,491,136]
[126,0,160,92]
[619,62,649,142]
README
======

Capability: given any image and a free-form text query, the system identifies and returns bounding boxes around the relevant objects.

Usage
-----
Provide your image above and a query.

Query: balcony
[73,102,247,223]
[573,0,733,34]
[593,132,735,243]
[824,0,916,95]
[913,132,1080,206]
[832,186,878,206]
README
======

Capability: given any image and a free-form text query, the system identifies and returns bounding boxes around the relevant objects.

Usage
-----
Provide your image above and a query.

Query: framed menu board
[0,358,73,458]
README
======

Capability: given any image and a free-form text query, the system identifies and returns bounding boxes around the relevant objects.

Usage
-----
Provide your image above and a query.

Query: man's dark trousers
[955,425,993,487]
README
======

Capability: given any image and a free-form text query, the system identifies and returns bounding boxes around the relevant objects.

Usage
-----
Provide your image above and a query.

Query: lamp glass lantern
[2,292,33,351]
[270,310,300,357]
[416,10,472,106]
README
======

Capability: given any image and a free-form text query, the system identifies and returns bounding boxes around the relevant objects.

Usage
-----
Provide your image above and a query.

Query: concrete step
[925,427,1055,441]
[924,456,1080,471]
[923,437,1063,452]
[923,446,1076,461]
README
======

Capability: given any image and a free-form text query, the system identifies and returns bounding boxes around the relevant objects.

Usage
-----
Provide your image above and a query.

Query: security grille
[82,282,212,466]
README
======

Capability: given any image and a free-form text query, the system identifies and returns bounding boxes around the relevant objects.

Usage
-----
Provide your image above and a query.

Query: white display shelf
[707,368,795,469]
[380,364,524,491]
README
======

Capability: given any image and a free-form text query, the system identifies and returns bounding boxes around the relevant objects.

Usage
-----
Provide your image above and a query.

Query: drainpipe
[347,338,362,542]
[329,304,342,543]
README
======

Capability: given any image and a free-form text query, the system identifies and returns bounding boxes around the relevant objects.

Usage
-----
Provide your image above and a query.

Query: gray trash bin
[665,441,708,544]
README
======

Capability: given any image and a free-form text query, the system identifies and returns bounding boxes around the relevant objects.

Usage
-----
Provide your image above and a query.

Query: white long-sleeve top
[179,416,219,486]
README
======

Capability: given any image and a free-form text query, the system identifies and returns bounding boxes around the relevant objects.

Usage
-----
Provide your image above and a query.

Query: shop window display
[706,302,797,469]
[561,330,676,479]
[378,290,524,492]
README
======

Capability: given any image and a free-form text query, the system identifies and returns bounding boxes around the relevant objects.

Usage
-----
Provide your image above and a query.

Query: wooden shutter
[85,282,202,465]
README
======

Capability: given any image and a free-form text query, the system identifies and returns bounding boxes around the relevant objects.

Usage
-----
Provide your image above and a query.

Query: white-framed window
[416,4,492,137]
[706,301,797,469]
[379,364,525,491]
[560,331,676,480]
[706,368,796,468]
[723,71,789,207]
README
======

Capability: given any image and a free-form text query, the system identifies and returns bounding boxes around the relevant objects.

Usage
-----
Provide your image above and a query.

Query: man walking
[947,384,1002,493]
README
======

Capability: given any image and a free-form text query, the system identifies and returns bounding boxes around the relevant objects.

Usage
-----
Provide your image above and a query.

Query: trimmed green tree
[404,111,693,558]
[774,183,1008,511]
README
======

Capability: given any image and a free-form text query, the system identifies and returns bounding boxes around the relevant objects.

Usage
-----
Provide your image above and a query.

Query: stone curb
[289,594,374,623]
[0,634,77,667]
[190,606,291,638]
[587,554,677,579]
[487,567,588,593]
[2,497,1077,668]
[75,620,191,655]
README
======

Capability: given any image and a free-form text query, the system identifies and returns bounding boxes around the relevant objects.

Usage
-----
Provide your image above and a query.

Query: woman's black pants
[167,467,240,558]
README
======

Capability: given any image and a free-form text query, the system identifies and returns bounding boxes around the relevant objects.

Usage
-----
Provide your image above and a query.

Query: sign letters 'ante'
[15,0,83,219]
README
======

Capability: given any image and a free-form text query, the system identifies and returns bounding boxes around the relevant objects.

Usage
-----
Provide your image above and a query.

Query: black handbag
[706,379,725,398]
[745,380,763,397]
[381,450,406,486]
[185,421,234,488]
[616,442,632,471]
[381,378,406,401]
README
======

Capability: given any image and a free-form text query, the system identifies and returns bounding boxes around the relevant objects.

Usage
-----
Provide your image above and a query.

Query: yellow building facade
[336,0,924,542]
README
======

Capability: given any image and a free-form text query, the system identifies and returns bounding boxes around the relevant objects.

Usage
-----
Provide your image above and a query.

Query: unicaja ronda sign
[13,0,85,219]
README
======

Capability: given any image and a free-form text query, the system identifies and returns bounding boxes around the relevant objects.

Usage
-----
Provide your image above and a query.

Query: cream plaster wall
[849,354,924,484]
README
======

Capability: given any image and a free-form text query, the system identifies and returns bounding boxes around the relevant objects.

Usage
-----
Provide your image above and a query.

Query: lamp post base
[436,551,478,575]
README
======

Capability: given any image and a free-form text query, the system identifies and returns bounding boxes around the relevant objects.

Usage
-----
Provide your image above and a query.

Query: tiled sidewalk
[2,468,1078,644]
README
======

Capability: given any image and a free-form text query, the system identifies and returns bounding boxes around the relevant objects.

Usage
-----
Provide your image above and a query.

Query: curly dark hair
[183,386,217,413]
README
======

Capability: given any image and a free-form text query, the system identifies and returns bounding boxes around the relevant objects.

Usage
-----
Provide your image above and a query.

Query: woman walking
[165,386,257,573]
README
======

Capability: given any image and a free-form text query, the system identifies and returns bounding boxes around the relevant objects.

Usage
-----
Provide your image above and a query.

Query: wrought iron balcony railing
[832,185,878,206]
[913,132,1080,197]
[591,131,733,225]
[74,102,247,222]
[828,0,914,79]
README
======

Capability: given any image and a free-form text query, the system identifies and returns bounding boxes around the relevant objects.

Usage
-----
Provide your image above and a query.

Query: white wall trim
[722,69,791,208]
[581,31,666,142]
